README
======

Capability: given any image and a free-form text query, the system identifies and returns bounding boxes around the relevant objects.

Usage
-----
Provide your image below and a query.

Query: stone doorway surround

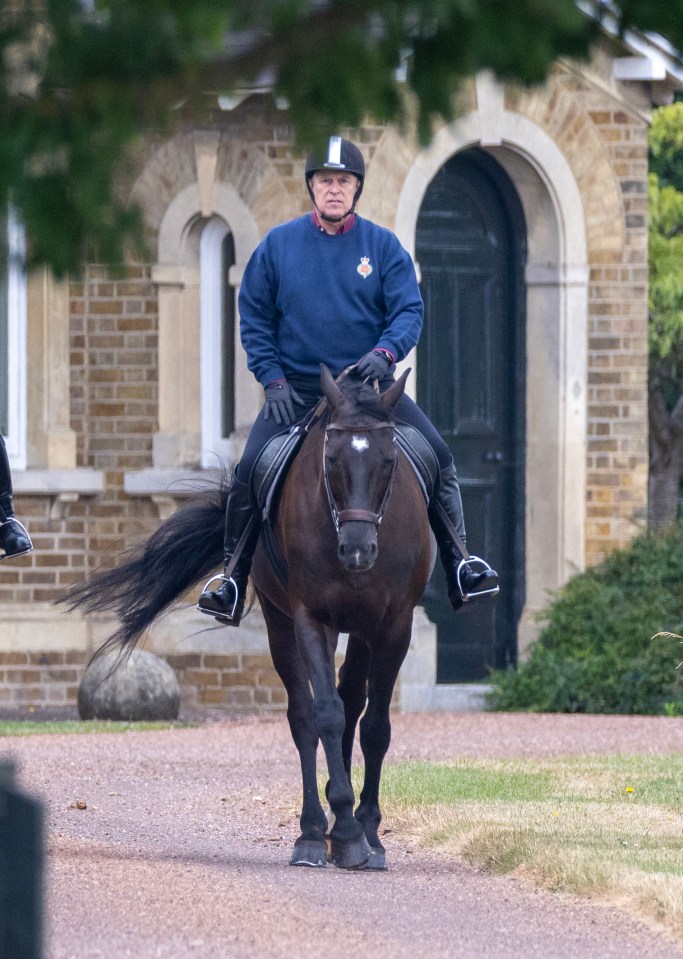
[390,72,595,709]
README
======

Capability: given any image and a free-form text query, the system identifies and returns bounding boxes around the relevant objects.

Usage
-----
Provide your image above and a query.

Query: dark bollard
[0,760,44,959]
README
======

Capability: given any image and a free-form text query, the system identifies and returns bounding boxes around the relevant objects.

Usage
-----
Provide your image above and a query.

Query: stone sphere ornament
[78,649,180,721]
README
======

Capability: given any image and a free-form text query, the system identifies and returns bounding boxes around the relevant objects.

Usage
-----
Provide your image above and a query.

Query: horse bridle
[323,420,398,533]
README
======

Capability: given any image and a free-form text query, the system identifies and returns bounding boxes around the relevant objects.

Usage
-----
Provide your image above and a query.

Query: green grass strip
[0,720,193,736]
[379,755,683,938]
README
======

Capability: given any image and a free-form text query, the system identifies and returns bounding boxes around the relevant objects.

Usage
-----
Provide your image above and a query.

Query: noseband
[323,421,398,533]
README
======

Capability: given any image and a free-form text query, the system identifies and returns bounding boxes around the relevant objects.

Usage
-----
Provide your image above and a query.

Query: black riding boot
[0,436,33,560]
[197,470,260,626]
[428,460,499,611]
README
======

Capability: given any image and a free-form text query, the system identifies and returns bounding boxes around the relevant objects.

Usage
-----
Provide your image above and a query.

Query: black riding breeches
[234,374,452,485]
[393,395,452,469]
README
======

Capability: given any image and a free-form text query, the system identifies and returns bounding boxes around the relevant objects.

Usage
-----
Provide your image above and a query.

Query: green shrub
[488,524,683,714]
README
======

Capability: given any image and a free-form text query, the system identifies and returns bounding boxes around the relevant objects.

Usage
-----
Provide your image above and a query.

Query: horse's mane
[335,375,394,424]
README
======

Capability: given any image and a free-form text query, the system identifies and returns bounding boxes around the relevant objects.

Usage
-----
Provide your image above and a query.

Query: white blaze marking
[351,435,369,452]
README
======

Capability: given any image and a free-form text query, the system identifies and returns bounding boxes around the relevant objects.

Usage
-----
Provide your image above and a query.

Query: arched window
[151,176,261,472]
[0,209,27,468]
[200,217,236,467]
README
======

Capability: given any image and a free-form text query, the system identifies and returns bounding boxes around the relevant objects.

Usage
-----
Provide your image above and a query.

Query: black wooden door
[416,149,526,682]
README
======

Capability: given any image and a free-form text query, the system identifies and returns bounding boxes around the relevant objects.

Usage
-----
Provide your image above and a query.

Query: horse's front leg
[257,592,328,866]
[337,634,370,777]
[293,605,371,869]
[355,614,413,871]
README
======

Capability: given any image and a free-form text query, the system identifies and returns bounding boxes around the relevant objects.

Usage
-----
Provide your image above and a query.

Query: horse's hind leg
[257,592,328,867]
[355,616,413,871]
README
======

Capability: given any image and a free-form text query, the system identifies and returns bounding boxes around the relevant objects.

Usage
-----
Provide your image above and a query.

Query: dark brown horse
[63,366,433,870]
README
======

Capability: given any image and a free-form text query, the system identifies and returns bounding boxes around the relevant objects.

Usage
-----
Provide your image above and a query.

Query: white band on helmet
[327,136,343,167]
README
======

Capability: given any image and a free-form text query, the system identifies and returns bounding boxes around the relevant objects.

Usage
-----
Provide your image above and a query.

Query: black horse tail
[60,480,229,655]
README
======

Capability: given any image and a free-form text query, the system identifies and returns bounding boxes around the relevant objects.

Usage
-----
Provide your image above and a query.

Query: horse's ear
[321,364,344,404]
[381,368,410,411]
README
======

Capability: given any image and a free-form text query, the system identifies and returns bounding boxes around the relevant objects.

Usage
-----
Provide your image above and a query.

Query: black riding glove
[355,349,393,381]
[263,380,304,426]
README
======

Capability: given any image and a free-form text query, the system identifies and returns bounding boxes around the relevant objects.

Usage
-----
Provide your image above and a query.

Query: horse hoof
[329,834,372,870]
[289,840,327,867]
[363,847,388,871]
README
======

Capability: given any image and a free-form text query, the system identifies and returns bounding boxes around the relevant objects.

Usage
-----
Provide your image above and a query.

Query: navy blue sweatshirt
[238,214,424,387]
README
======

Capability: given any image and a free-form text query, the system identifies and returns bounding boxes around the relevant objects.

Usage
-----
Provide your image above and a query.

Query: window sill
[124,468,225,520]
[13,468,104,496]
[124,468,223,498]
[12,468,105,520]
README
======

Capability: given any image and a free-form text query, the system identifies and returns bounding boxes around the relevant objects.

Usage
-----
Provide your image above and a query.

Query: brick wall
[167,652,287,712]
[70,263,160,564]
[0,651,86,711]
[71,265,158,473]
[584,100,649,564]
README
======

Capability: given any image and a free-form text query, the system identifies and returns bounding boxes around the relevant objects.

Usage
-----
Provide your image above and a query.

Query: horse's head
[320,364,409,572]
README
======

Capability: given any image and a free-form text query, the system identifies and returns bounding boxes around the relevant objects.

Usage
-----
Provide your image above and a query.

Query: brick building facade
[2,41,680,714]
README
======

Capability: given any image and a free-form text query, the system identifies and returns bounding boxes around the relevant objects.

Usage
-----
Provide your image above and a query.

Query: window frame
[200,216,236,469]
[3,209,27,469]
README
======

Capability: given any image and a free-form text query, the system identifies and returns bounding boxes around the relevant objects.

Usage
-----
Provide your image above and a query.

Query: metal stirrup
[456,556,500,602]
[197,574,240,620]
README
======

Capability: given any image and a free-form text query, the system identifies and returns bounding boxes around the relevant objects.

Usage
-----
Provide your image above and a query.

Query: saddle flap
[250,426,306,521]
[394,424,439,503]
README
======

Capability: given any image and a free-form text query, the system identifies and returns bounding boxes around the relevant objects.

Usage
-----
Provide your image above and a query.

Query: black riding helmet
[305,136,365,219]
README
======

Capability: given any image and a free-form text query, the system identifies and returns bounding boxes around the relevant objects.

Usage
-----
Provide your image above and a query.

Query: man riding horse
[198,135,499,626]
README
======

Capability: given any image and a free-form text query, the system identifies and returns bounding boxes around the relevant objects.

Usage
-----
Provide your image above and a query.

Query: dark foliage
[488,523,683,714]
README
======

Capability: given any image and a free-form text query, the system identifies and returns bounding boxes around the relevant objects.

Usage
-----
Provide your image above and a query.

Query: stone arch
[156,182,259,270]
[131,131,285,236]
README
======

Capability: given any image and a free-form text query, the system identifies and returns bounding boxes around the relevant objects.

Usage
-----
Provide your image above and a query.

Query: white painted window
[0,210,27,468]
[200,217,236,468]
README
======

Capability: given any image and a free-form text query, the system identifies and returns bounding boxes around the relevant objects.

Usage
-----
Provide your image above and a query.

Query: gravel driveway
[4,711,683,959]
